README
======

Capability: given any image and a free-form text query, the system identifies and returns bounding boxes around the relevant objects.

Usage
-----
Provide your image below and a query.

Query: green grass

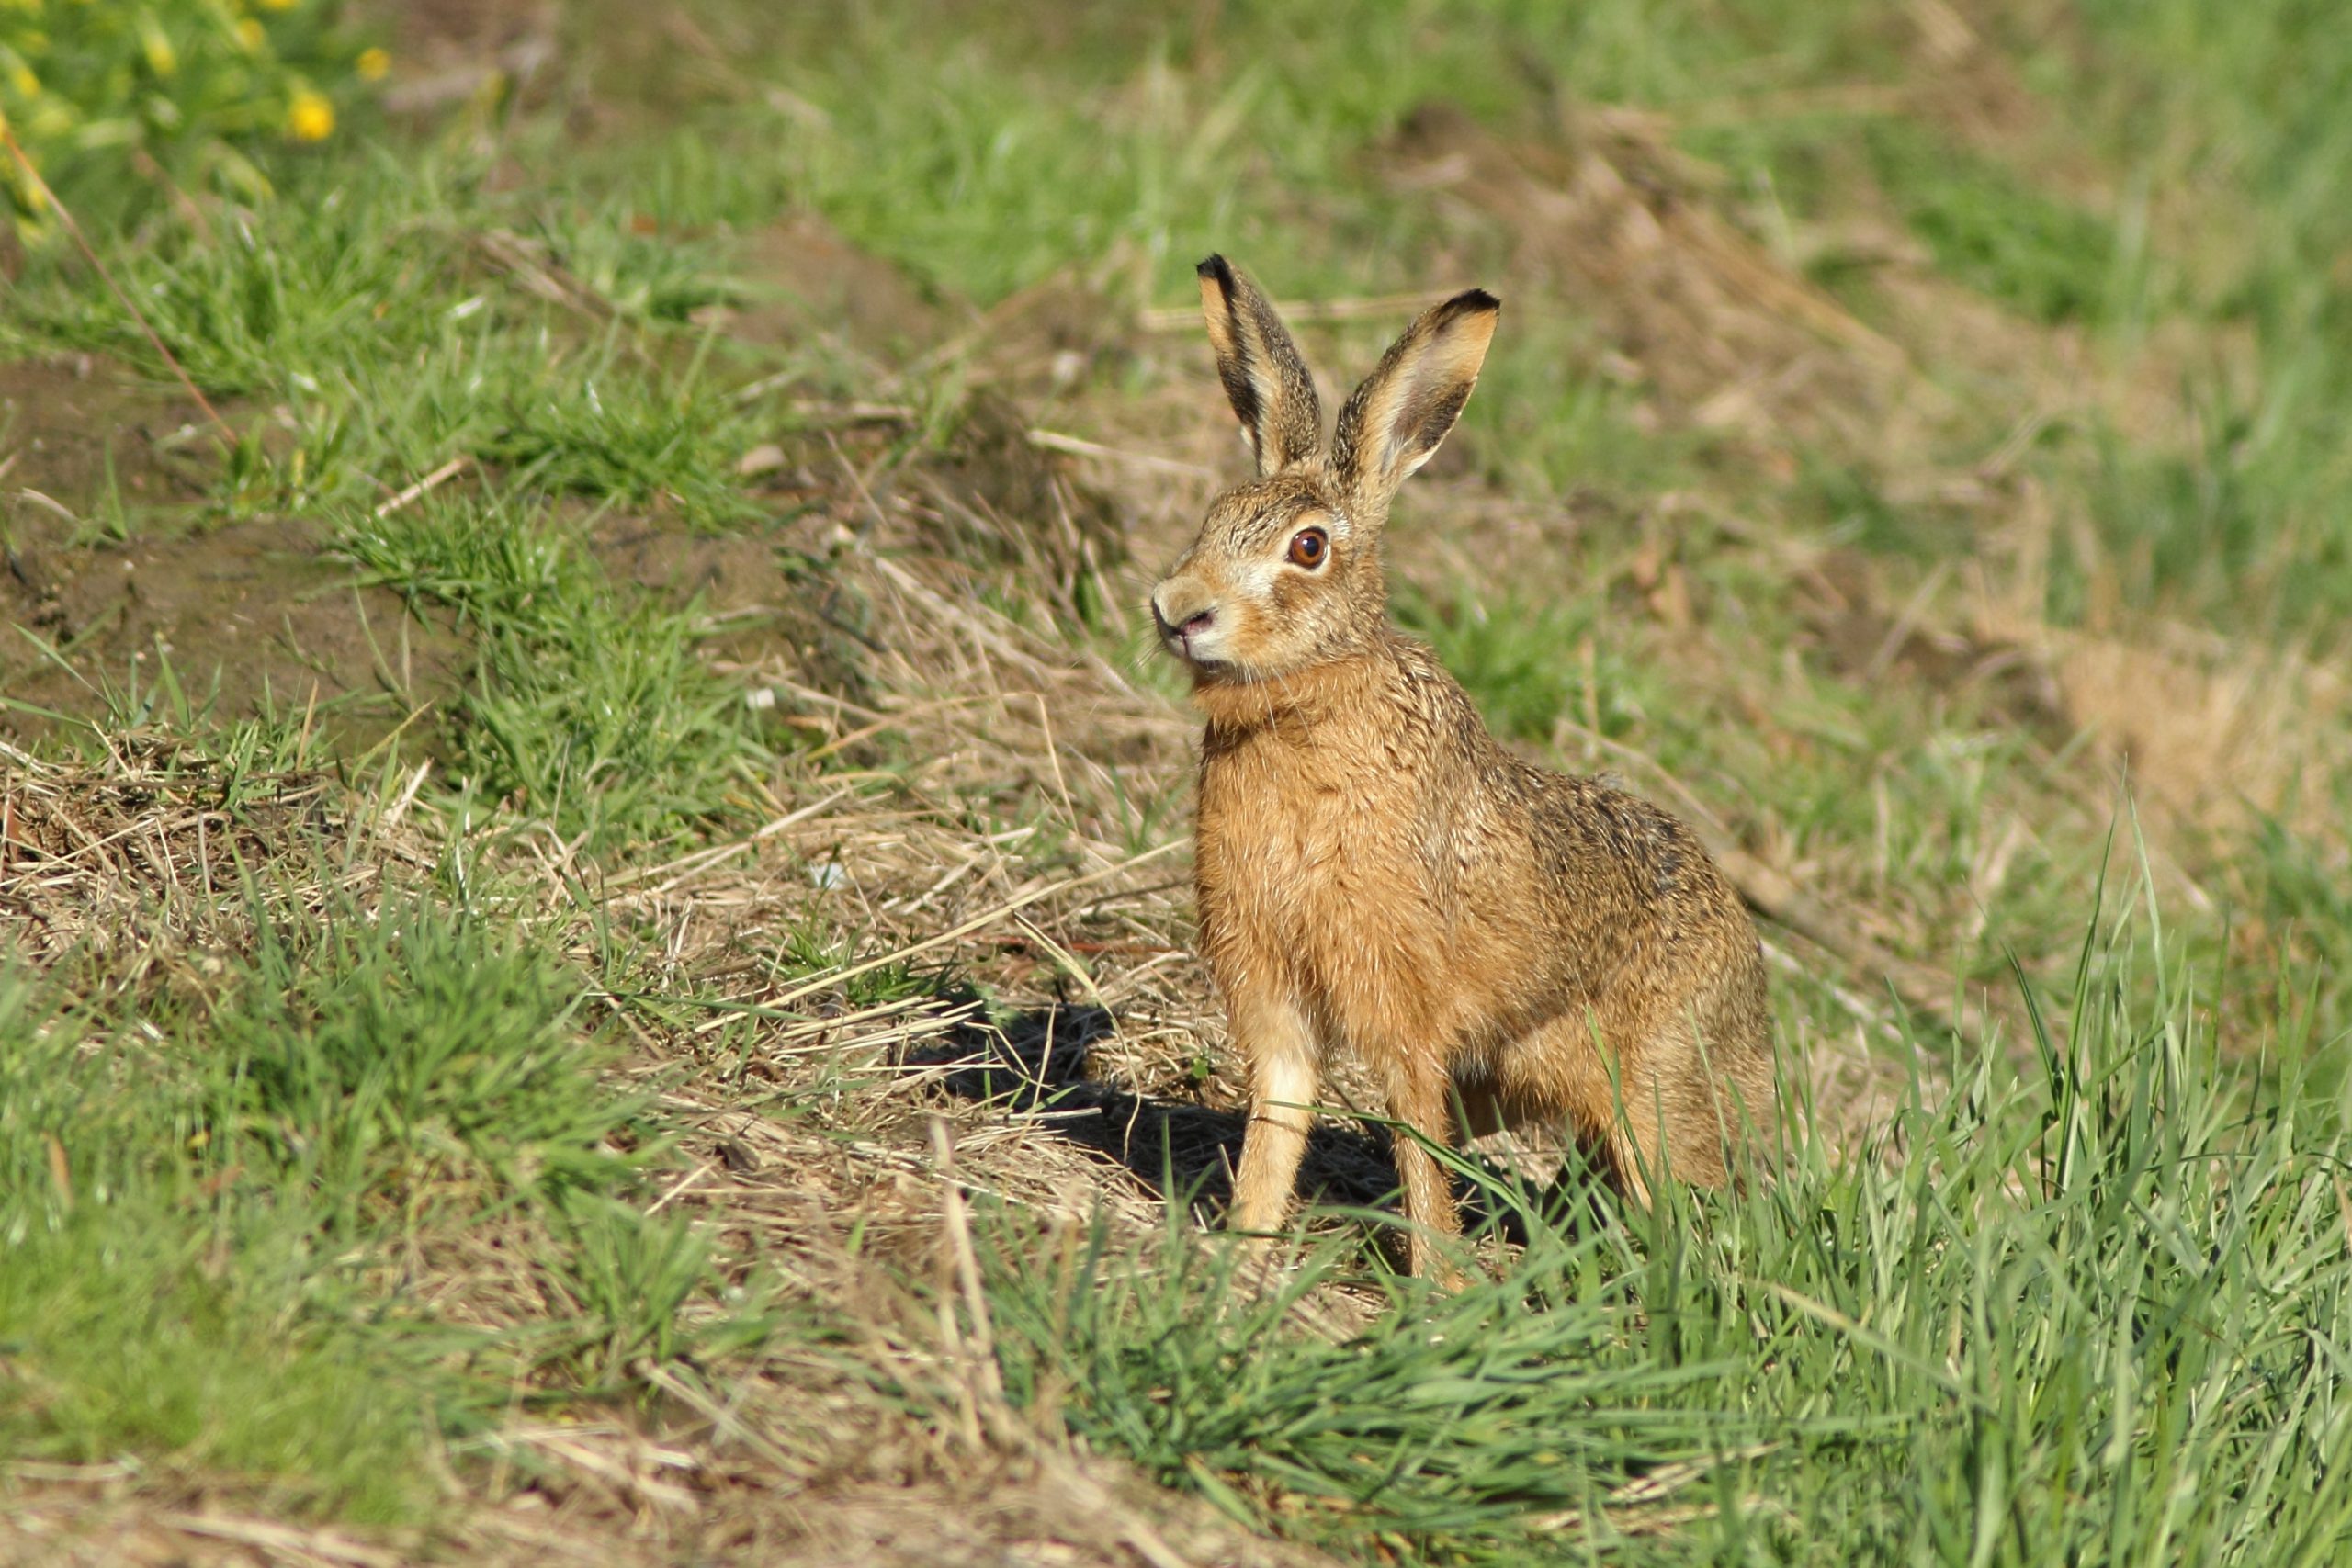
[210,895,646,1212]
[335,489,768,852]
[0,1209,440,1523]
[1865,123,2123,326]
[0,875,683,1519]
[1393,579,1649,745]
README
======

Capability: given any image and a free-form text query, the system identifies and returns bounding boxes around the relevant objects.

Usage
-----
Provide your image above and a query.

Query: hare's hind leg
[1482,1013,1645,1202]
[1609,1006,1763,1196]
[1228,990,1321,1238]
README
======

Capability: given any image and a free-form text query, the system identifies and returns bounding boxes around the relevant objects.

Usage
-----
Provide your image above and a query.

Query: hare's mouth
[1163,637,1234,675]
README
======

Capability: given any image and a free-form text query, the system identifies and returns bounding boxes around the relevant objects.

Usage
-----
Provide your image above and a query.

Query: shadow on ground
[904,1003,1607,1251]
[903,1004,1396,1219]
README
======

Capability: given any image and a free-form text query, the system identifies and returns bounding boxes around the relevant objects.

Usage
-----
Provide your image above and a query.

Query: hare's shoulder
[1514,767,1735,913]
[1374,636,1725,902]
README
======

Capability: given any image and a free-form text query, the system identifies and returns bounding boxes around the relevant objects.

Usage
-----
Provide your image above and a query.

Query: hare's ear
[1197,255,1322,476]
[1331,288,1498,510]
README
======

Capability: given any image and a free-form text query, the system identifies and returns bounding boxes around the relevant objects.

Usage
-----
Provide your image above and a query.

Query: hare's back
[1520,771,1754,950]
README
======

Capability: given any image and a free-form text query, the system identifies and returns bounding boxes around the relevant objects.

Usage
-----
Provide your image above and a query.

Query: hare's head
[1149,256,1498,683]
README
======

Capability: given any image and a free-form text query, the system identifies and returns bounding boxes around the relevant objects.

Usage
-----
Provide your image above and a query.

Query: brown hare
[1151,256,1775,1277]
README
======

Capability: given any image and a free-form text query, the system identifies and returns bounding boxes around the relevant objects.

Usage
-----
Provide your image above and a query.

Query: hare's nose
[1150,592,1214,639]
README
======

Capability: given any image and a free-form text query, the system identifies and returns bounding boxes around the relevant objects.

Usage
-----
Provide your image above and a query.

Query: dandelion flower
[236,19,265,51]
[287,88,334,141]
[356,47,390,82]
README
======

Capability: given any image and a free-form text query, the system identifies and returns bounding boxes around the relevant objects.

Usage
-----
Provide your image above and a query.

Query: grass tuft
[335,491,768,852]
[211,896,647,1214]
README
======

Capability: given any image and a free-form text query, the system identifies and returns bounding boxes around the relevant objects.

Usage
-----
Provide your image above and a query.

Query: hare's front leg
[1227,989,1320,1238]
[1385,1056,1466,1280]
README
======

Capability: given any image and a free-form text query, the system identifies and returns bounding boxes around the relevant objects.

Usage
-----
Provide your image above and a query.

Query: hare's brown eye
[1288,526,1329,569]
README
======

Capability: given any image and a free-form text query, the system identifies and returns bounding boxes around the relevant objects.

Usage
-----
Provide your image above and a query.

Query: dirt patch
[1794,539,2352,839]
[718,404,1128,635]
[587,512,872,699]
[1,1449,1340,1568]
[1,511,468,752]
[0,357,469,750]
[1800,547,2070,740]
[764,1463,1342,1568]
[1983,610,2352,837]
[360,0,560,118]
[1385,102,1932,464]
[1374,92,2217,509]
[725,217,956,362]
[906,393,1128,591]
[0,358,218,514]
[370,0,554,53]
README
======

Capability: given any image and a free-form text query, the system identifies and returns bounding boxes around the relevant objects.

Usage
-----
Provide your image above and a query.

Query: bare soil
[0,359,470,750]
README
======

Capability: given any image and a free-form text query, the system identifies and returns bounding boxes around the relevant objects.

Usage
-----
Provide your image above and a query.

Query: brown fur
[1152,257,1775,1277]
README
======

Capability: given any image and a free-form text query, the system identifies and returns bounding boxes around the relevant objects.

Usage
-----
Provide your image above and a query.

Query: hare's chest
[1197,741,1433,953]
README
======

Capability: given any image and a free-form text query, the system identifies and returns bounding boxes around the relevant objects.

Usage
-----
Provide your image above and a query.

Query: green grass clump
[210,896,645,1214]
[335,491,767,852]
[15,164,460,400]
[1,156,766,519]
[995,1211,1762,1551]
[541,1196,728,1390]
[469,358,764,529]
[0,886,670,1517]
[1865,122,2121,326]
[0,1210,435,1523]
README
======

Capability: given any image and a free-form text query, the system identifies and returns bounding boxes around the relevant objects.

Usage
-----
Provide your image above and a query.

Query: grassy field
[4,2,2350,1562]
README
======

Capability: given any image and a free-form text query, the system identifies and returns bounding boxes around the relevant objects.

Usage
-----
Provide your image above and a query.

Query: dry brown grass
[0,734,427,993]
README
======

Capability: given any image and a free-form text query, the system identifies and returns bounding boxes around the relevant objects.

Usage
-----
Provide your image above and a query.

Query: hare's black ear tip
[1197,254,1236,288]
[1429,287,1500,336]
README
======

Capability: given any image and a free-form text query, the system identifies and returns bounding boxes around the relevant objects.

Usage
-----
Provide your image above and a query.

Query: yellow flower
[259,0,297,10]
[235,18,263,51]
[356,47,390,82]
[140,21,176,77]
[8,65,38,97]
[287,88,333,141]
